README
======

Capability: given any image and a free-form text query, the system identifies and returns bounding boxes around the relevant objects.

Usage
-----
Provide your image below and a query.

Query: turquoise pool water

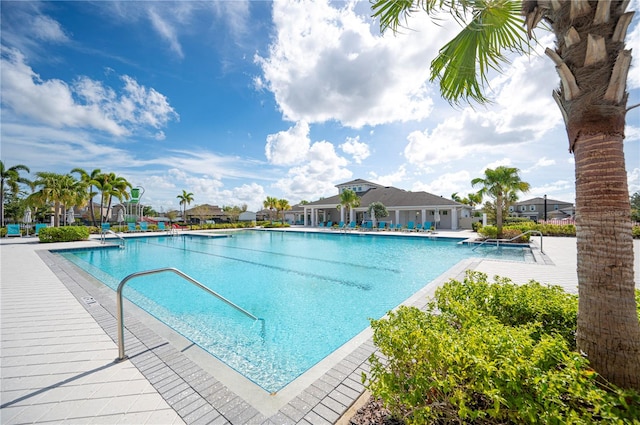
[58,230,533,392]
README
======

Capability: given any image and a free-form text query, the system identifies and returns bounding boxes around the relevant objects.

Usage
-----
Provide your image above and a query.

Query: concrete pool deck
[1,229,639,424]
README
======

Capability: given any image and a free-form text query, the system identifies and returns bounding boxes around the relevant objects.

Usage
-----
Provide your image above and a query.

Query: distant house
[295,179,473,230]
[239,211,257,222]
[509,197,575,221]
[185,204,226,224]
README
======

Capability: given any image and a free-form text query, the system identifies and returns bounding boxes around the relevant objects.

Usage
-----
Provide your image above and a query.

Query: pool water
[58,230,533,392]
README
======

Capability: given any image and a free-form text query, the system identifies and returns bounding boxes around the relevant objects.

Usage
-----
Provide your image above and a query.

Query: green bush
[38,226,90,243]
[364,271,640,424]
[471,221,483,232]
[633,225,640,239]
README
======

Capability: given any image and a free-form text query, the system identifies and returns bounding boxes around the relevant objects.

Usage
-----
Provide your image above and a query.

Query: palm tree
[263,196,278,221]
[472,166,530,238]
[336,189,360,223]
[29,172,85,227]
[177,190,194,223]
[372,0,639,389]
[71,168,102,227]
[1,161,31,227]
[94,172,132,224]
[276,198,291,223]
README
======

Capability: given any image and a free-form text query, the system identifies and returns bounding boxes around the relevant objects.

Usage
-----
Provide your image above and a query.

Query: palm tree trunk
[574,132,640,389]
[496,194,504,237]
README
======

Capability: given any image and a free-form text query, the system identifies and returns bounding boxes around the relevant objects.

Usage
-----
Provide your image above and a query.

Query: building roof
[306,185,465,208]
[514,197,573,206]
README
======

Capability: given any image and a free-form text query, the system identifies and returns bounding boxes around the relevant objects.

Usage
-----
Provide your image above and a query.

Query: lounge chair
[423,221,432,232]
[394,223,402,231]
[347,221,356,230]
[101,223,111,234]
[336,221,345,230]
[127,222,137,232]
[405,221,415,232]
[6,224,21,237]
[139,222,148,232]
[326,221,333,228]
[317,222,325,228]
[35,223,47,236]
[415,222,423,232]
[158,222,166,231]
[377,221,386,230]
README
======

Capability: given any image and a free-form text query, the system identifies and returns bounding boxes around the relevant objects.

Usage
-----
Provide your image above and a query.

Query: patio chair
[377,221,386,230]
[158,222,166,231]
[405,221,415,232]
[347,221,356,230]
[336,221,345,230]
[139,222,149,232]
[394,223,402,231]
[326,221,333,228]
[6,224,21,237]
[35,223,47,236]
[127,222,137,232]
[423,221,432,232]
[101,223,111,234]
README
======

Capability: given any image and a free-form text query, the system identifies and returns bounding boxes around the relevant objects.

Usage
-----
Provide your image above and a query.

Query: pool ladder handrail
[101,230,125,249]
[115,267,263,361]
[472,230,543,254]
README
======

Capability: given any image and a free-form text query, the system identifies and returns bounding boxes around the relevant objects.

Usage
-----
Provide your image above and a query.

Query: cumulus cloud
[412,170,473,198]
[369,166,407,187]
[340,136,370,164]
[255,0,449,128]
[0,47,178,136]
[265,121,311,165]
[273,140,351,202]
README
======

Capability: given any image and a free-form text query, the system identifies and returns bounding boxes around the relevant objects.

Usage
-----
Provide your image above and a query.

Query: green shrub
[364,271,640,424]
[38,226,90,243]
[471,221,483,232]
[478,225,498,239]
[0,227,7,237]
[633,225,640,239]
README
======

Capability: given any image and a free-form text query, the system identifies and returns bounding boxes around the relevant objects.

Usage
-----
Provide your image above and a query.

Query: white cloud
[147,8,184,59]
[412,170,472,198]
[369,166,407,187]
[265,121,311,165]
[629,168,640,194]
[0,47,178,136]
[339,136,370,163]
[273,140,351,202]
[32,15,69,43]
[255,0,448,128]
[523,157,556,173]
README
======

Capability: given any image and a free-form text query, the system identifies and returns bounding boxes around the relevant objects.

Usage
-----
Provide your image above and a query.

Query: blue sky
[1,1,639,213]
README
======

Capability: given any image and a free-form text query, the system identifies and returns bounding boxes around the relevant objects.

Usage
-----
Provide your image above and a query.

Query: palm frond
[430,0,529,104]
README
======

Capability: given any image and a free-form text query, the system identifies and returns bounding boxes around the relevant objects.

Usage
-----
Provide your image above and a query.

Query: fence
[539,219,576,226]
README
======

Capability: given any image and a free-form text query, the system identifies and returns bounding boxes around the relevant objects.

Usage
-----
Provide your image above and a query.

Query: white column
[421,209,426,225]
[395,210,400,226]
[304,207,308,226]
[341,208,345,223]
[451,208,458,230]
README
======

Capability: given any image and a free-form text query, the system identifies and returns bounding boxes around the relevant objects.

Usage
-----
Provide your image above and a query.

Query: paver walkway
[1,231,638,424]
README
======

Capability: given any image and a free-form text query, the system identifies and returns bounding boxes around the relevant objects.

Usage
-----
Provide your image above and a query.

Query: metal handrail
[115,267,263,361]
[473,230,543,253]
[101,230,125,248]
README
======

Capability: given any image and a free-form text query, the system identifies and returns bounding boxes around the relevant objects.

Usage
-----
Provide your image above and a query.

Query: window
[442,211,448,215]
[509,206,514,212]
[554,204,559,210]
[520,206,526,212]
[530,205,536,211]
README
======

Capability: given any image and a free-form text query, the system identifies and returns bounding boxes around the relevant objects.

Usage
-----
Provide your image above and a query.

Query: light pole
[544,194,547,222]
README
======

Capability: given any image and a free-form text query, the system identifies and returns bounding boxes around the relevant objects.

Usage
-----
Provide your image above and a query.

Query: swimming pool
[57,230,533,392]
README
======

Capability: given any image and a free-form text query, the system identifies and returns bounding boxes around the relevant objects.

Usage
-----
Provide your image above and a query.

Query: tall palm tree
[276,198,291,223]
[372,0,639,389]
[336,189,360,223]
[472,166,530,237]
[94,172,132,224]
[177,190,194,223]
[1,161,31,227]
[263,196,278,221]
[71,168,102,227]
[29,172,85,227]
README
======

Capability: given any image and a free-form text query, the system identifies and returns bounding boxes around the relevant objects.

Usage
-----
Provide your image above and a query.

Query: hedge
[38,226,90,243]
